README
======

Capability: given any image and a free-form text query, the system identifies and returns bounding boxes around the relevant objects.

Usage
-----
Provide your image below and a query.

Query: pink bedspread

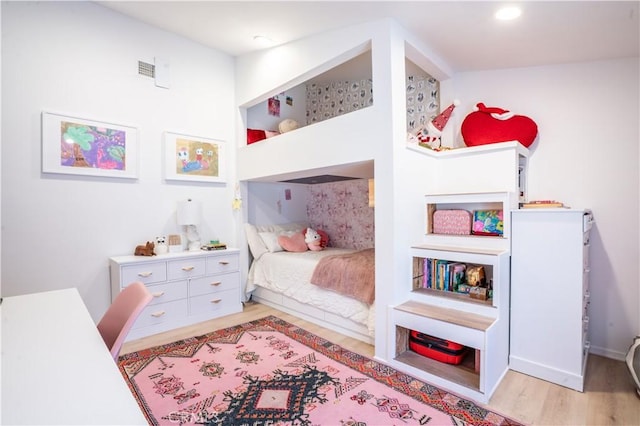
[310,248,375,304]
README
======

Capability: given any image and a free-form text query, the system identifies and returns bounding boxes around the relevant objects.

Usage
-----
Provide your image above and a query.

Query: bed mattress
[247,248,374,335]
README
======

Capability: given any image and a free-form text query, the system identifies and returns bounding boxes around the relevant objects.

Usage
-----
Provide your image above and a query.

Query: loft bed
[244,222,375,344]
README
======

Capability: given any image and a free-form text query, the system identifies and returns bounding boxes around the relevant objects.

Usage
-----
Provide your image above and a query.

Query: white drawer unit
[510,209,593,391]
[110,249,242,341]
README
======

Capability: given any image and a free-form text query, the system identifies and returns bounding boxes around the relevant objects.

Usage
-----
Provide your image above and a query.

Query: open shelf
[395,325,480,392]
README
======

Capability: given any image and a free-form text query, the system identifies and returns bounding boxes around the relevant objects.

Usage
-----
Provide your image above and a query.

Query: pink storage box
[432,210,472,235]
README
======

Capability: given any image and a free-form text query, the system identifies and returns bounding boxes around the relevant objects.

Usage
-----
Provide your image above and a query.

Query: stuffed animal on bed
[305,228,323,251]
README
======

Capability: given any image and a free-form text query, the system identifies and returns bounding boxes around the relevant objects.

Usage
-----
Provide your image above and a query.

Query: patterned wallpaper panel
[305,75,439,132]
[306,179,374,250]
[306,80,374,125]
[406,74,440,132]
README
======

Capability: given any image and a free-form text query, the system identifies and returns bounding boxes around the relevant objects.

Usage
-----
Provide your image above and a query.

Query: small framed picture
[41,111,138,179]
[164,132,226,183]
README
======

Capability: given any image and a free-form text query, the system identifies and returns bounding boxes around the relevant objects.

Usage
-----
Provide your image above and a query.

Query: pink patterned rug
[118,316,521,425]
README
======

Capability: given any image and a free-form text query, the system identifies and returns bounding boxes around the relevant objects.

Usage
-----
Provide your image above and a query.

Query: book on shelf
[521,200,565,208]
[420,259,471,294]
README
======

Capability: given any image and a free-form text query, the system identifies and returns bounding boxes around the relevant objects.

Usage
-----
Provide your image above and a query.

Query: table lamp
[177,198,202,251]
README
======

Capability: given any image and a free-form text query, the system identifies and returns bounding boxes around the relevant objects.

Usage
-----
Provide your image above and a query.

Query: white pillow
[258,232,283,253]
[245,223,268,260]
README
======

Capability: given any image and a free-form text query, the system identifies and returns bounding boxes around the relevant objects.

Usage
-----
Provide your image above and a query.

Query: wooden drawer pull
[138,271,153,277]
[182,266,195,271]
[152,291,165,297]
[218,261,229,265]
[151,311,166,318]
[210,281,222,287]
[210,299,222,304]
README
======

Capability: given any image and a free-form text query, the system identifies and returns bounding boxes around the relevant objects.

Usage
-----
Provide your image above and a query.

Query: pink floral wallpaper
[306,179,374,250]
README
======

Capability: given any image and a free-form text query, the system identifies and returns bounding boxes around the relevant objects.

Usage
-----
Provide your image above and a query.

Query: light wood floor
[122,302,640,425]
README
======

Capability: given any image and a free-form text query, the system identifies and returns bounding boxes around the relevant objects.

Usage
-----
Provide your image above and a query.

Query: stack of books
[201,242,227,251]
[521,200,565,209]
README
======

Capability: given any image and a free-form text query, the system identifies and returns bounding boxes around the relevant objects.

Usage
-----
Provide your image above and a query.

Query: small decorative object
[466,265,486,287]
[154,236,168,255]
[472,210,504,236]
[304,228,324,251]
[461,102,538,148]
[232,183,242,211]
[134,241,155,256]
[412,100,459,149]
[469,286,489,301]
[168,234,182,253]
[177,198,202,251]
[278,118,299,133]
[432,209,472,235]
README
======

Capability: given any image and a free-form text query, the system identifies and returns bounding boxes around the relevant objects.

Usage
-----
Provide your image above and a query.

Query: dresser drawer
[189,289,237,316]
[206,253,239,275]
[167,257,206,280]
[121,262,167,286]
[134,299,188,329]
[146,280,188,305]
[189,272,240,297]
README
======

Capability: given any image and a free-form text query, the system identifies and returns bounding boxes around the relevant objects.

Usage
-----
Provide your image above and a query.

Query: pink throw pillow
[278,232,308,252]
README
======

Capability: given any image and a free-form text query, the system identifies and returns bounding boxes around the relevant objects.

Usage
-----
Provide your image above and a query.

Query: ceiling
[98,1,639,73]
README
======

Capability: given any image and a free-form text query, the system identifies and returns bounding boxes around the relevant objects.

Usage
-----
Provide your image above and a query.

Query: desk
[1,288,147,425]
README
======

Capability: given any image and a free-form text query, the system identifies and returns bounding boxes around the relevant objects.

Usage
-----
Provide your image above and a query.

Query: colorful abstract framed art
[164,132,226,183]
[41,112,139,179]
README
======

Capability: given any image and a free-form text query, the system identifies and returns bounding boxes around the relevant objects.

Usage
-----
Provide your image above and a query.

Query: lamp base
[187,240,201,251]
[185,224,201,251]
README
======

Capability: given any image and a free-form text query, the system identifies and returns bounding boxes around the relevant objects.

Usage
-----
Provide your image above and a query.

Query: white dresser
[509,208,593,391]
[109,249,242,341]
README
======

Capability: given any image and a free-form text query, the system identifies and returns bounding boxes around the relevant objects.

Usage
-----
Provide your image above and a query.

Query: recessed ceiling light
[253,35,274,47]
[495,6,522,20]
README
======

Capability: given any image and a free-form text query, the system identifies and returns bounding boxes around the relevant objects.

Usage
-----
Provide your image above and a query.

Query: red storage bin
[409,330,468,365]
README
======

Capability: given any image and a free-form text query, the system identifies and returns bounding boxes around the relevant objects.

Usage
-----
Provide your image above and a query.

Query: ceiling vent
[138,61,155,78]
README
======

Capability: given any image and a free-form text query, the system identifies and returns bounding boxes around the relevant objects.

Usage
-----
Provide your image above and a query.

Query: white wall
[450,58,640,359]
[247,181,309,225]
[246,85,306,131]
[1,2,237,322]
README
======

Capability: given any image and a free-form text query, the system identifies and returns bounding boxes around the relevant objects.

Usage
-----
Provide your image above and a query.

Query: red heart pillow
[461,103,538,148]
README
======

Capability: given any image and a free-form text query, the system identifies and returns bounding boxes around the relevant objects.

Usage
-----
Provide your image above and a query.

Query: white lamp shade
[177,199,201,225]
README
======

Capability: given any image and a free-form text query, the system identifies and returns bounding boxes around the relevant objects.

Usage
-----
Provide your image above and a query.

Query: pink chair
[97,281,153,360]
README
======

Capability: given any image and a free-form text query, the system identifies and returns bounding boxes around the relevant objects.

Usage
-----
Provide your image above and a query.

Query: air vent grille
[138,61,155,78]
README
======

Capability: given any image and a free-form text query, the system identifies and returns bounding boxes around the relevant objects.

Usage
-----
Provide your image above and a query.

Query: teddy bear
[304,228,324,251]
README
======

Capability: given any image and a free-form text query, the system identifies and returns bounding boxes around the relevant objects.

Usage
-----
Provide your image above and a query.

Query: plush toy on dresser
[154,236,168,255]
[134,241,155,256]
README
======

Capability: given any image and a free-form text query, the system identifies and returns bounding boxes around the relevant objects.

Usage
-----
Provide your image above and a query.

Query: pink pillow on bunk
[278,232,308,252]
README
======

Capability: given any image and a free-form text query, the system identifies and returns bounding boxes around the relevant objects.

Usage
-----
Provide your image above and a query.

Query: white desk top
[1,288,147,425]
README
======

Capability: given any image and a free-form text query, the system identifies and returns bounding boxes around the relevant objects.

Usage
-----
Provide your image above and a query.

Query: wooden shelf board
[411,287,494,307]
[395,349,480,391]
[394,300,495,331]
[411,244,507,256]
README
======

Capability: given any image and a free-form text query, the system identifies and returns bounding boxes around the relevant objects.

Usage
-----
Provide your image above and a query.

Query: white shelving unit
[388,142,528,404]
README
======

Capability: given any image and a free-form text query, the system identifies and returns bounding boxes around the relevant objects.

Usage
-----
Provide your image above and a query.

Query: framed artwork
[41,112,138,179]
[164,132,226,183]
